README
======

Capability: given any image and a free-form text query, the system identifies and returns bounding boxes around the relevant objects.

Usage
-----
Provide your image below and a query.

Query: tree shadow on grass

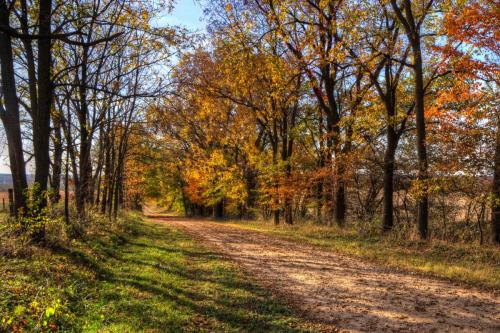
[55,221,323,333]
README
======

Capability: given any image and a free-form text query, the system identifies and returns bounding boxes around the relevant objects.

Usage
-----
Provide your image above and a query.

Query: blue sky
[162,0,205,31]
[0,0,206,174]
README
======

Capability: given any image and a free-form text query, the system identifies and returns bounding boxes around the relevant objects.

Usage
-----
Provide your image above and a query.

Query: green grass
[219,220,500,290]
[0,213,328,332]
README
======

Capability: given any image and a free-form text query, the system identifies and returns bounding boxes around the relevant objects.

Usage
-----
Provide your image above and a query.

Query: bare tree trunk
[113,172,121,219]
[492,115,500,244]
[94,167,102,206]
[316,113,325,223]
[0,0,28,216]
[64,149,69,225]
[272,119,280,225]
[107,133,117,217]
[378,52,406,232]
[383,139,397,231]
[382,78,398,231]
[92,123,106,206]
[281,107,294,225]
[101,125,112,213]
[33,0,52,207]
[324,114,335,226]
[113,140,127,220]
[214,200,224,219]
[19,0,38,118]
[76,46,92,216]
[50,115,63,204]
[335,164,347,226]
[333,130,348,227]
[413,43,429,239]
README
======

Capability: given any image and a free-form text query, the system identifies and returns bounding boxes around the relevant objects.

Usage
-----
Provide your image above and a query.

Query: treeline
[135,0,499,244]
[0,0,176,238]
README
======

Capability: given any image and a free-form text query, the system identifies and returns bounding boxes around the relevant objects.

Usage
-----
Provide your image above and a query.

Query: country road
[148,215,500,333]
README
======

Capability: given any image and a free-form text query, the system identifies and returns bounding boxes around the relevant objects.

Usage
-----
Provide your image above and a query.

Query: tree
[442,0,499,243]
[390,0,443,239]
[0,0,28,216]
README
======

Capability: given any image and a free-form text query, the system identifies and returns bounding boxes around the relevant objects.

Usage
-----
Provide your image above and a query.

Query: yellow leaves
[183,148,248,209]
[225,3,233,12]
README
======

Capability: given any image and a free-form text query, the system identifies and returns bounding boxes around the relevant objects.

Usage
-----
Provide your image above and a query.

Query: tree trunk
[244,165,257,218]
[382,89,398,231]
[92,124,106,206]
[281,109,294,225]
[272,120,280,225]
[101,129,112,213]
[316,180,323,222]
[316,113,325,223]
[50,116,63,204]
[76,46,92,216]
[273,209,280,225]
[334,176,346,226]
[214,200,224,219]
[20,0,38,119]
[382,139,397,231]
[0,0,28,216]
[64,150,69,225]
[413,41,429,239]
[107,133,117,217]
[492,115,500,244]
[324,114,335,225]
[390,0,429,239]
[333,136,347,227]
[33,0,52,206]
[113,171,121,220]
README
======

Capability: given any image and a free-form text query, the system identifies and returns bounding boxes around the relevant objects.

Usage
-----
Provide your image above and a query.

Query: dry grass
[219,220,500,290]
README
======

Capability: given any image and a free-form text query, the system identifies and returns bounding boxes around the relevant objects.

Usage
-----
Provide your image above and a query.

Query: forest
[136,0,499,243]
[0,0,499,332]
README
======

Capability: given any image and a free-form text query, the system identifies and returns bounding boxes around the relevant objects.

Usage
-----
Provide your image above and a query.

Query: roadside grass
[219,220,500,290]
[0,212,329,333]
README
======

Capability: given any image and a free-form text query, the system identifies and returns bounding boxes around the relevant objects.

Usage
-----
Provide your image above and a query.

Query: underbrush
[0,210,126,332]
[221,219,500,290]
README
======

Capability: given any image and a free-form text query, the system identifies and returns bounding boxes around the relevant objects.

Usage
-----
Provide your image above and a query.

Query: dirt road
[149,216,500,333]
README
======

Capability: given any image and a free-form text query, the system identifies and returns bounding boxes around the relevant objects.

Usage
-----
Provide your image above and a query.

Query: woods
[0,0,497,244]
[0,0,496,247]
[1,0,499,332]
[130,0,499,244]
[0,0,176,234]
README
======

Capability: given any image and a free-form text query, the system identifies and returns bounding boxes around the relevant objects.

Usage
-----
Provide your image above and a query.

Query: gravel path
[149,216,500,333]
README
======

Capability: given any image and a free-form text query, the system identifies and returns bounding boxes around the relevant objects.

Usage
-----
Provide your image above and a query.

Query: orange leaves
[442,0,500,82]
[445,1,499,55]
[183,169,204,205]
[426,72,494,175]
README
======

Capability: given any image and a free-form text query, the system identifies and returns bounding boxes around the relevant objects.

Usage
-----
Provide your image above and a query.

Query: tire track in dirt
[150,216,500,333]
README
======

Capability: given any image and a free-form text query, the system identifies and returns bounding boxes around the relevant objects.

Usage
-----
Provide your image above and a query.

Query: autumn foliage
[121,0,500,244]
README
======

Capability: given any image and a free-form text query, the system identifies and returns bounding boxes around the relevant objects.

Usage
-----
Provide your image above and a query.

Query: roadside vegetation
[220,219,500,290]
[0,212,330,333]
